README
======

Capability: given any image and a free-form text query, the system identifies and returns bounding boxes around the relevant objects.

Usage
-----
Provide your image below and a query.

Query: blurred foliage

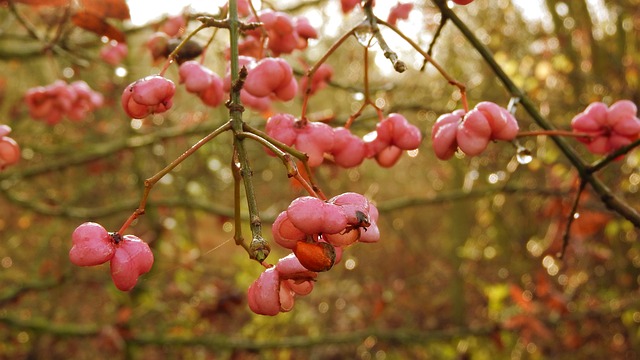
[1,0,640,359]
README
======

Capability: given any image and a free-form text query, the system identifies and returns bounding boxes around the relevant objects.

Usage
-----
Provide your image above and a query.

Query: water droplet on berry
[516,147,533,164]
[354,24,376,47]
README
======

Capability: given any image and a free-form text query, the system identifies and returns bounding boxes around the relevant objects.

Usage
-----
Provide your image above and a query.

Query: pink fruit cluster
[299,64,333,96]
[244,57,297,101]
[223,57,297,112]
[161,14,186,37]
[570,100,640,155]
[265,113,334,167]
[364,113,423,167]
[265,113,421,168]
[247,254,317,316]
[69,222,154,291]
[24,80,104,125]
[99,41,128,66]
[244,10,317,56]
[431,101,519,160]
[0,125,20,171]
[178,61,224,107]
[247,192,379,315]
[272,192,379,270]
[387,3,413,26]
[121,75,176,119]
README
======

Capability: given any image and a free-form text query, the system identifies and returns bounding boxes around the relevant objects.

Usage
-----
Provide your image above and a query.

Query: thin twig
[558,180,587,259]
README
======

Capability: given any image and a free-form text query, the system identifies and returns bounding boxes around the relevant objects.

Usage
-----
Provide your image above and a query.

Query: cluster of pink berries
[0,125,20,171]
[121,75,176,119]
[341,0,367,14]
[179,61,225,107]
[24,80,104,125]
[69,222,154,291]
[266,113,422,168]
[247,254,317,316]
[364,113,424,167]
[431,101,519,160]
[387,3,414,26]
[243,9,317,57]
[221,56,298,112]
[248,192,378,315]
[99,41,128,66]
[571,100,640,155]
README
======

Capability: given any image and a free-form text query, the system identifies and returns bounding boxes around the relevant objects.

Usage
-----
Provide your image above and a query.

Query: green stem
[228,0,269,262]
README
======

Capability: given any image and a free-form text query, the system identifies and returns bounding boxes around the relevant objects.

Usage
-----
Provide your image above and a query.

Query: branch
[432,0,640,227]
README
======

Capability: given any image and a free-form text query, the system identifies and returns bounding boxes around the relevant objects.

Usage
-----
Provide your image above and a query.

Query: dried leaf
[78,0,130,19]
[72,11,125,43]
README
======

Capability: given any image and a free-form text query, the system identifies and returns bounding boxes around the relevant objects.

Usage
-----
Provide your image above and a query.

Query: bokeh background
[1,0,639,358]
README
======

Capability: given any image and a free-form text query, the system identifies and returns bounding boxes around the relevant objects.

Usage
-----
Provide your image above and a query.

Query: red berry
[121,76,175,118]
[69,222,115,266]
[110,235,154,291]
[247,267,281,316]
[432,110,464,160]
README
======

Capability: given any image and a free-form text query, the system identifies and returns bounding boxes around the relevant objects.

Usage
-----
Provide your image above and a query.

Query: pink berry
[453,0,474,4]
[387,3,413,26]
[0,129,20,170]
[110,235,154,291]
[571,100,640,154]
[179,61,215,93]
[329,192,371,227]
[456,108,492,156]
[341,0,361,13]
[272,211,306,249]
[0,125,10,137]
[331,127,366,168]
[287,196,348,235]
[375,145,403,167]
[294,121,335,167]
[359,203,380,243]
[475,101,519,141]
[432,110,464,160]
[275,253,317,282]
[69,222,115,266]
[99,41,128,66]
[199,75,224,107]
[122,76,175,118]
[244,58,297,101]
[161,15,186,37]
[265,113,298,154]
[247,267,281,316]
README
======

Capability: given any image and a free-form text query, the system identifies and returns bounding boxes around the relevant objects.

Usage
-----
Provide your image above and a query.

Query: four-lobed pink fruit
[110,235,154,291]
[387,2,413,26]
[121,75,175,118]
[431,102,519,160]
[571,100,640,155]
[247,254,317,316]
[178,61,224,107]
[24,80,103,125]
[69,222,154,291]
[99,41,128,66]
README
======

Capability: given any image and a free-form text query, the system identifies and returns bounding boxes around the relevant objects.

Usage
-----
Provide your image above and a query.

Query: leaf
[78,0,130,20]
[71,11,125,43]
